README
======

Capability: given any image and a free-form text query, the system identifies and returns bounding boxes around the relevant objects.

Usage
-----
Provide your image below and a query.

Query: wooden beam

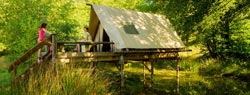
[56,52,179,63]
[119,54,124,93]
[114,49,192,54]
[114,62,120,71]
[150,55,156,89]
[9,35,52,72]
[176,57,180,95]
[52,34,56,64]
[57,41,114,45]
[141,61,151,72]
[143,61,146,88]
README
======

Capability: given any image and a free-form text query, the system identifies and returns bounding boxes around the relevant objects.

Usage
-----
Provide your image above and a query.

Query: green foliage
[137,0,250,60]
[0,0,87,60]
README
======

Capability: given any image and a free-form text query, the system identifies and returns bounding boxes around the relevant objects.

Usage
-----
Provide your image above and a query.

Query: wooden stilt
[150,54,156,89]
[51,34,56,64]
[13,69,17,82]
[143,61,146,87]
[119,54,124,93]
[150,60,155,89]
[176,57,180,95]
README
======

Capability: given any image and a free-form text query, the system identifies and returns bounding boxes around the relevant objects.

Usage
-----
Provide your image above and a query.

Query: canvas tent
[89,4,185,51]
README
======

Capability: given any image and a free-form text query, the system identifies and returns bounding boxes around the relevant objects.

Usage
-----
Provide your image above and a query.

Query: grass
[0,56,12,95]
[8,63,113,95]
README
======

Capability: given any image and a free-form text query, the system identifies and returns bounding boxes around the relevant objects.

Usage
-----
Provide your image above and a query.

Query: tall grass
[10,63,113,95]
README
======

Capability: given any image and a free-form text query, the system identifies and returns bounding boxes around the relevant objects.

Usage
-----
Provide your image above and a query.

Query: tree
[137,0,250,60]
[0,0,80,59]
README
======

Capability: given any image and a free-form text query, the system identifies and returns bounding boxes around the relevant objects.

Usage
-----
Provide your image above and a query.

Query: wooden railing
[8,34,56,76]
[57,41,114,52]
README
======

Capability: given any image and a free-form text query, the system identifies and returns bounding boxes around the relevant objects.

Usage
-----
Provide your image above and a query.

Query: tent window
[123,23,139,34]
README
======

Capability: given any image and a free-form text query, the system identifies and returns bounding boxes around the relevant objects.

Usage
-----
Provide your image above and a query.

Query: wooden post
[13,69,17,82]
[78,44,81,52]
[143,61,146,87]
[86,44,89,52]
[150,55,155,89]
[119,54,124,93]
[11,69,17,94]
[150,60,154,89]
[176,58,180,95]
[143,61,147,93]
[51,34,56,64]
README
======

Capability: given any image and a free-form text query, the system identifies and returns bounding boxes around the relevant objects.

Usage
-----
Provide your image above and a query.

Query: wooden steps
[16,54,52,80]
[9,36,52,72]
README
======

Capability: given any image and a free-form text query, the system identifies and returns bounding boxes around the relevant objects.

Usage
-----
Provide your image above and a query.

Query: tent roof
[89,4,185,49]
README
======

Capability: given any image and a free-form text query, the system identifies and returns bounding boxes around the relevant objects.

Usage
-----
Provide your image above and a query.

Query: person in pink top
[37,23,47,62]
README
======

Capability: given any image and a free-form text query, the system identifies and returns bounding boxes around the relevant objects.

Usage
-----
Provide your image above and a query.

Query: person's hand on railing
[45,30,53,38]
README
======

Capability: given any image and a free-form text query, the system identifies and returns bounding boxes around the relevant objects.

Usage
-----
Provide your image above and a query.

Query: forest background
[0,0,250,94]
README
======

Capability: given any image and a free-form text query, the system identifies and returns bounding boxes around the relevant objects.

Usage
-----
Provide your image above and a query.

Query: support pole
[143,61,146,87]
[119,54,124,93]
[51,34,57,64]
[176,57,180,95]
[149,54,156,89]
[150,60,155,89]
[11,69,17,94]
[13,69,17,82]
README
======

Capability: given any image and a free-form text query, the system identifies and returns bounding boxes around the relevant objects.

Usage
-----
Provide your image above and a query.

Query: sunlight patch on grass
[0,43,6,52]
[0,56,7,68]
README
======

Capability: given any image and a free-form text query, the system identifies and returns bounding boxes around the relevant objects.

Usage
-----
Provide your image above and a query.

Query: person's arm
[44,29,53,38]
[45,30,52,35]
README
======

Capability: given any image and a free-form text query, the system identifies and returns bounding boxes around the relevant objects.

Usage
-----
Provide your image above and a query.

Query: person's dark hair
[84,26,89,31]
[40,23,47,28]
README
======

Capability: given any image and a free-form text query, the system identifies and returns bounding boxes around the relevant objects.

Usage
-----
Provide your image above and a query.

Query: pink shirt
[38,28,45,41]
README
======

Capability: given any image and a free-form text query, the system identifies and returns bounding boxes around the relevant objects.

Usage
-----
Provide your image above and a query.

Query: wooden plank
[119,55,124,92]
[57,56,119,63]
[57,52,119,58]
[57,41,114,45]
[8,35,52,72]
[52,34,56,63]
[114,49,191,54]
[56,52,178,63]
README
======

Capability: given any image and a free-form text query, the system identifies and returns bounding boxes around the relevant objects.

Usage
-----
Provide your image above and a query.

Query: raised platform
[56,52,178,63]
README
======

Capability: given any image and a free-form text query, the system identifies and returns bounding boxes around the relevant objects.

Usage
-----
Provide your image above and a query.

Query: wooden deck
[8,34,190,92]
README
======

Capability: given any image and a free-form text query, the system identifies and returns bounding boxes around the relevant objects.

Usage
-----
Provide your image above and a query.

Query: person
[37,22,47,63]
[77,26,91,52]
[83,27,91,42]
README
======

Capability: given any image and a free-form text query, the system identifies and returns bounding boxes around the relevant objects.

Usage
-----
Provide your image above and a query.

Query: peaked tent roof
[89,4,185,49]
